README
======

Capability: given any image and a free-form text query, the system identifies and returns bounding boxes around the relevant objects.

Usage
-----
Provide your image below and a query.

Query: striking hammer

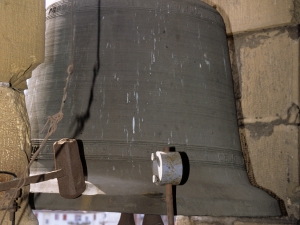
[0,138,86,199]
[151,147,189,225]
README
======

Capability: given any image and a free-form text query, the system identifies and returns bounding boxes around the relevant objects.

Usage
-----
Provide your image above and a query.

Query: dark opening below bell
[26,0,281,216]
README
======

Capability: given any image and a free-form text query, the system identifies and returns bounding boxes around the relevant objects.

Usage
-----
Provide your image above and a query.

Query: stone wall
[176,216,297,225]
[0,0,45,224]
[0,1,45,91]
[231,27,299,218]
[0,87,38,225]
[179,0,300,223]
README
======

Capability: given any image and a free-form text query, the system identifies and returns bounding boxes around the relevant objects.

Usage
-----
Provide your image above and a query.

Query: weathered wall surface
[0,0,45,90]
[231,27,300,218]
[202,0,297,35]
[179,0,300,223]
[0,0,45,224]
[0,87,38,225]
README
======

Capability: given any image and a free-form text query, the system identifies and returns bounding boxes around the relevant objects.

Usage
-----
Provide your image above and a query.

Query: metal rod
[0,169,64,192]
[11,212,15,225]
[164,147,174,225]
[165,184,174,225]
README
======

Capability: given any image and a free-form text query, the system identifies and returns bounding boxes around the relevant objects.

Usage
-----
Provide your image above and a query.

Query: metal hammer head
[53,138,86,199]
[151,151,189,186]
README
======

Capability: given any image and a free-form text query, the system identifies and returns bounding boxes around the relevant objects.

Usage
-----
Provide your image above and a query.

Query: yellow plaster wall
[0,0,45,90]
[202,0,296,35]
[0,0,45,224]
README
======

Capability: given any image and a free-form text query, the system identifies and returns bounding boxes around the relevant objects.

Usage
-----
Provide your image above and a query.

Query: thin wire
[0,0,75,223]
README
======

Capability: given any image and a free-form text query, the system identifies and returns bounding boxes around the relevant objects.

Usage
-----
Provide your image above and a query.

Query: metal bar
[0,169,64,192]
[165,184,174,225]
[164,147,174,225]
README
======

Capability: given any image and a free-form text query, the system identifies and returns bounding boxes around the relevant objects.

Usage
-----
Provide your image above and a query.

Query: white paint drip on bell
[136,92,139,113]
[151,51,155,64]
[132,117,135,134]
[138,118,141,132]
[124,127,129,143]
[204,53,210,71]
[205,59,210,71]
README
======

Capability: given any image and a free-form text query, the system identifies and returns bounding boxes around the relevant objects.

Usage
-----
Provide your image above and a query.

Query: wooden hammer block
[53,138,86,199]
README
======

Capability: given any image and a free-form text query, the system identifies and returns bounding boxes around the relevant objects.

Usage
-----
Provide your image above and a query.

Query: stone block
[228,26,299,123]
[241,125,299,216]
[0,0,45,90]
[201,0,296,34]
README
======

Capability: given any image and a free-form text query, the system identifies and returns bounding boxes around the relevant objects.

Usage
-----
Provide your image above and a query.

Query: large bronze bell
[26,0,281,216]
